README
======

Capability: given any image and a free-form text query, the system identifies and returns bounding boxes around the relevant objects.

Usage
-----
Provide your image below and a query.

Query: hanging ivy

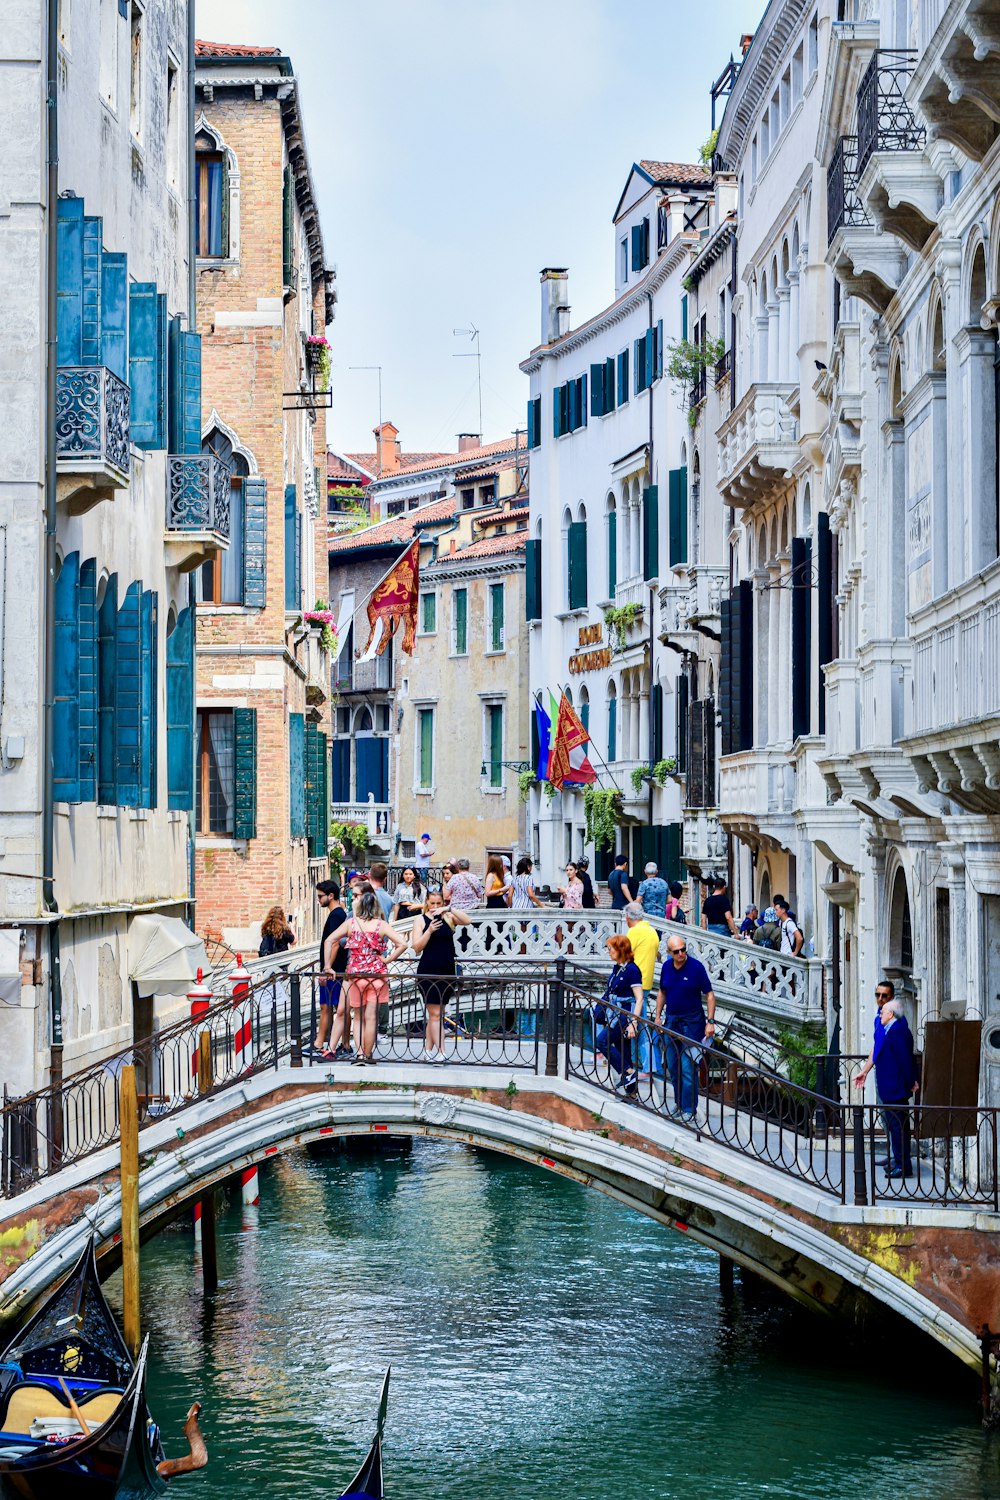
[518,769,538,804]
[583,787,623,851]
[604,602,644,652]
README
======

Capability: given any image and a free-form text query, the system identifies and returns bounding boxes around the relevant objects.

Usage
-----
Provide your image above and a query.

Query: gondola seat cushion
[0,1383,124,1434]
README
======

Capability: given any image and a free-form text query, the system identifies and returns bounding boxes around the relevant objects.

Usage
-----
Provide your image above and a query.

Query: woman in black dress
[410,890,471,1061]
[391,867,425,923]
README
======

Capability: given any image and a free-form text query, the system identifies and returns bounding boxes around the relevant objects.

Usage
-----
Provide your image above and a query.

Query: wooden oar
[57,1377,91,1437]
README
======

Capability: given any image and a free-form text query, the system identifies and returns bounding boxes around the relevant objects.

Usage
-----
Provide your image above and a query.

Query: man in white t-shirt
[774,898,803,956]
[414,833,434,871]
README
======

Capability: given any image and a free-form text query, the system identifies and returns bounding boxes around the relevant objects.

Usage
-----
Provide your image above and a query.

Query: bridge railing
[562,984,1000,1210]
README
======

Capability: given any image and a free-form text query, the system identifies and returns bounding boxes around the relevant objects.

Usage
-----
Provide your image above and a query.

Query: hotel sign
[568,621,611,675]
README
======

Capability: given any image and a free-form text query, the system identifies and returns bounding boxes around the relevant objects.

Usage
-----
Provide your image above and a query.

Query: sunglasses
[671,945,687,954]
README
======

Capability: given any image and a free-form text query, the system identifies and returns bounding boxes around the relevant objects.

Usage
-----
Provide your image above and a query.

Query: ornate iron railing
[55,366,130,476]
[166,453,232,537]
[856,49,925,175]
[827,135,872,245]
[714,346,732,386]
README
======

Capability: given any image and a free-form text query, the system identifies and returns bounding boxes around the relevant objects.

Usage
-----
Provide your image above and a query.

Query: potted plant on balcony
[664,334,726,428]
[629,759,677,795]
[306,335,331,393]
[604,602,644,653]
[303,601,338,653]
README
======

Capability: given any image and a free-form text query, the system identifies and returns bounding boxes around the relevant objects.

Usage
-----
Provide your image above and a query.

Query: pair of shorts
[347,974,388,1009]
[319,978,342,1009]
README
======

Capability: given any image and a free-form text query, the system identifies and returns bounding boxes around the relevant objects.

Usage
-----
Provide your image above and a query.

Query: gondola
[0,1236,204,1500]
[338,1368,390,1500]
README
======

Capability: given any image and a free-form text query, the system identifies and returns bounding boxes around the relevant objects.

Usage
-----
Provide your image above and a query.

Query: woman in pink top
[323,891,408,1065]
[559,862,584,909]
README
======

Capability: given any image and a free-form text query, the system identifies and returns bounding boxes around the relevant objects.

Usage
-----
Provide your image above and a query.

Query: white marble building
[0,0,210,1095]
[521,161,714,886]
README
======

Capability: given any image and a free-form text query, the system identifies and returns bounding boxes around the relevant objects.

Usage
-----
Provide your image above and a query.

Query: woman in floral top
[559,862,584,909]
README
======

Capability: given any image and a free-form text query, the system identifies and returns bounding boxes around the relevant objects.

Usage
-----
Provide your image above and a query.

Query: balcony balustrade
[55,366,130,513]
[857,50,925,174]
[682,806,727,873]
[165,453,231,572]
[910,0,1000,163]
[330,797,394,844]
[827,136,871,245]
[716,383,799,509]
[827,134,907,312]
[659,566,727,652]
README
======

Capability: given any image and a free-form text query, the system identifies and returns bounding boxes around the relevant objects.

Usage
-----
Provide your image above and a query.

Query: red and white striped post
[230,954,254,1074]
[240,1165,260,1207]
[188,968,213,1091]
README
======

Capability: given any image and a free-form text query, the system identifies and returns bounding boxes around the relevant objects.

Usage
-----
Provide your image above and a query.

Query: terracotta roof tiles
[328,496,456,554]
[638,159,711,186]
[447,532,527,560]
[194,39,282,57]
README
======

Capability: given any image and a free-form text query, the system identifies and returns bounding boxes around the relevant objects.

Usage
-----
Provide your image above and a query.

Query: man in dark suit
[872,999,918,1177]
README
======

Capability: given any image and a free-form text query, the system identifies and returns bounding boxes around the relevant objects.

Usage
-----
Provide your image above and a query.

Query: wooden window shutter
[282,164,293,287]
[78,558,98,802]
[284,484,298,610]
[332,739,350,801]
[527,397,537,448]
[590,363,605,417]
[652,680,663,764]
[81,215,102,366]
[738,577,754,750]
[631,223,642,272]
[605,356,616,412]
[233,708,257,840]
[166,605,194,810]
[290,712,306,839]
[720,594,733,755]
[687,696,707,808]
[139,589,158,808]
[167,319,202,453]
[681,294,688,340]
[817,512,833,735]
[99,251,128,381]
[115,581,142,806]
[525,538,541,621]
[129,284,167,449]
[608,510,617,596]
[675,671,689,773]
[568,520,588,610]
[791,536,812,740]
[668,469,688,567]
[579,374,588,427]
[640,217,650,267]
[242,476,267,608]
[56,198,85,365]
[643,484,659,581]
[607,694,616,763]
[98,574,119,805]
[655,319,664,379]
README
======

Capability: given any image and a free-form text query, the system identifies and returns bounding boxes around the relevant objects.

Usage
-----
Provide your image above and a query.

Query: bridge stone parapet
[0,1062,995,1382]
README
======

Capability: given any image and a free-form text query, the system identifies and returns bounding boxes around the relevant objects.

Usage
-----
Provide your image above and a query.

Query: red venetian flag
[547,693,597,790]
[359,538,420,659]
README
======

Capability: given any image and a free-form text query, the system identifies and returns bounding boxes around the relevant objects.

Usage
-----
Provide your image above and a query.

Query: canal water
[118,1139,999,1499]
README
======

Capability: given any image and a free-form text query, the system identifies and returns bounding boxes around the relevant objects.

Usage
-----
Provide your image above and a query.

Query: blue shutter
[242,475,267,608]
[79,559,97,802]
[233,708,257,840]
[643,485,659,581]
[166,605,194,810]
[289,711,306,838]
[129,284,166,448]
[168,320,202,453]
[590,363,604,417]
[634,338,642,394]
[655,319,664,379]
[605,356,615,413]
[53,552,81,802]
[668,469,688,566]
[631,224,642,272]
[681,294,689,340]
[284,484,298,609]
[525,538,541,621]
[139,589,158,808]
[99,252,128,380]
[56,198,84,365]
[644,329,654,388]
[82,216,102,366]
[617,349,629,406]
[580,374,588,427]
[115,582,142,806]
[98,575,118,804]
[332,739,350,801]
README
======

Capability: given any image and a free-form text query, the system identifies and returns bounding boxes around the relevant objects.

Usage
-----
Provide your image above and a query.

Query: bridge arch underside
[0,1079,993,1378]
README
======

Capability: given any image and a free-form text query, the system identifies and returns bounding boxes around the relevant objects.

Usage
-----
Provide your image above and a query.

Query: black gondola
[338,1368,390,1500]
[0,1237,170,1500]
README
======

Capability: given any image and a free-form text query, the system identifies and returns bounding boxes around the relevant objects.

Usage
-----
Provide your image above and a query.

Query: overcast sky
[196,0,756,456]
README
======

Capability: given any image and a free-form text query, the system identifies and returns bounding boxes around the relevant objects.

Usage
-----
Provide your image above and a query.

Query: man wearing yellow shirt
[625,902,662,1078]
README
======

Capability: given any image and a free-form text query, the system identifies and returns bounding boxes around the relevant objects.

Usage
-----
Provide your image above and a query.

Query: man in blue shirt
[655,935,716,1118]
[607,853,634,910]
[637,862,668,919]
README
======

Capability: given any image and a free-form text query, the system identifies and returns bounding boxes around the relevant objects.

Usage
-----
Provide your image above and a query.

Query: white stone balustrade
[330,797,394,841]
[716,382,799,508]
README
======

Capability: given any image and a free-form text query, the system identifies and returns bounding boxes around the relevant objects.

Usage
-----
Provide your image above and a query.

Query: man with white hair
[854,983,918,1178]
[637,862,668,919]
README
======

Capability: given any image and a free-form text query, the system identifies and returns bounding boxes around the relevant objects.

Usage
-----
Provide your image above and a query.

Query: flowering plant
[304,607,337,654]
[305,335,331,393]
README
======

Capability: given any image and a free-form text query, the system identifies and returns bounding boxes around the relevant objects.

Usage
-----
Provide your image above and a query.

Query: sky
[196,0,757,457]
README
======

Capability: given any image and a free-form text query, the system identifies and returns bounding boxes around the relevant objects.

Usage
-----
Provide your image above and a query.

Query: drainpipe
[646,292,655,840]
[43,0,63,1097]
[185,0,197,928]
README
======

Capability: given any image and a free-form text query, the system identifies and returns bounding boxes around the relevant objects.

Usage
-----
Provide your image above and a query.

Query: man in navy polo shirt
[655,934,717,1119]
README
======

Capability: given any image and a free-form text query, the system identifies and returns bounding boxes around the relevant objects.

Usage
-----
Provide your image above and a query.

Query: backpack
[753,922,782,951]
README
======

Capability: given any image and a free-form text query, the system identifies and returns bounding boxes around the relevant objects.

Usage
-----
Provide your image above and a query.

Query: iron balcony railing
[827,135,872,245]
[166,452,232,537]
[55,366,130,477]
[714,346,732,386]
[689,367,707,410]
[856,49,926,176]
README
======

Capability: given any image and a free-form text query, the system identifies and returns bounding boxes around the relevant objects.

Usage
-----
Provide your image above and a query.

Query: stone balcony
[827,134,907,313]
[330,798,393,846]
[165,453,231,573]
[682,806,727,876]
[899,564,1000,812]
[55,366,130,514]
[304,628,330,708]
[659,566,727,653]
[609,577,649,656]
[909,0,1000,165]
[716,383,799,509]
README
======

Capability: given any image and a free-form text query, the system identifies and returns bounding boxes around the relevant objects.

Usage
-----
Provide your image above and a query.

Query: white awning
[128,915,208,999]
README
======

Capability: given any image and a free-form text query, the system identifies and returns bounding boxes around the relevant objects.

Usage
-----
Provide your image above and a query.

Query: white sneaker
[431,1050,446,1064]
[420,1048,435,1061]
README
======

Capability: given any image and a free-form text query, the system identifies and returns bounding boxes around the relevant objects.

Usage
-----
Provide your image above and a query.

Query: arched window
[199,428,247,605]
[888,867,914,987]
[607,681,617,763]
[606,492,617,596]
[195,128,228,258]
[567,504,587,609]
[579,685,590,736]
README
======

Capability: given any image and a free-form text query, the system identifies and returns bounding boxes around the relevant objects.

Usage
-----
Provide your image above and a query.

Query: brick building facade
[193,41,335,948]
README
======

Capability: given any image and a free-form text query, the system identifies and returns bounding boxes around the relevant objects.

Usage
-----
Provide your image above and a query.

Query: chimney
[457,433,481,453]
[540,267,570,345]
[374,420,401,475]
[740,32,753,56]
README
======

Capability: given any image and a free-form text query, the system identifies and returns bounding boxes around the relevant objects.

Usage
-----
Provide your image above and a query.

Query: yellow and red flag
[547,693,597,790]
[358,538,420,659]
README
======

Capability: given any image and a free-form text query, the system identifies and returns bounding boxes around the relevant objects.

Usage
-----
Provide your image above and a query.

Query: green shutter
[817,513,833,736]
[233,707,257,840]
[652,680,664,763]
[631,224,642,272]
[491,583,504,650]
[681,294,689,340]
[56,198,84,365]
[419,708,434,788]
[605,356,616,412]
[129,284,167,449]
[242,476,267,608]
[489,706,503,786]
[290,712,306,838]
[617,349,629,405]
[99,252,128,381]
[590,363,605,417]
[527,397,537,448]
[608,509,617,595]
[166,605,194,810]
[525,538,541,621]
[284,484,298,610]
[455,588,467,653]
[655,319,664,380]
[676,672,689,773]
[643,485,659,581]
[568,520,588,609]
[668,469,688,566]
[792,536,812,740]
[282,164,293,287]
[305,720,322,855]
[607,694,616,762]
[115,582,142,806]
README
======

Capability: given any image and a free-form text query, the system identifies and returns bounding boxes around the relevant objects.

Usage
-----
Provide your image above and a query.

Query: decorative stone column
[954,324,998,573]
[777,285,792,383]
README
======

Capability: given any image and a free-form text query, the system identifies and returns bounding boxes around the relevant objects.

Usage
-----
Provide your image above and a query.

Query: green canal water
[111,1139,999,1499]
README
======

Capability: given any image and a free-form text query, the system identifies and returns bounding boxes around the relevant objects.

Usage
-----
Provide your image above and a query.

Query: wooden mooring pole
[119,1063,141,1357]
[197,1031,218,1294]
